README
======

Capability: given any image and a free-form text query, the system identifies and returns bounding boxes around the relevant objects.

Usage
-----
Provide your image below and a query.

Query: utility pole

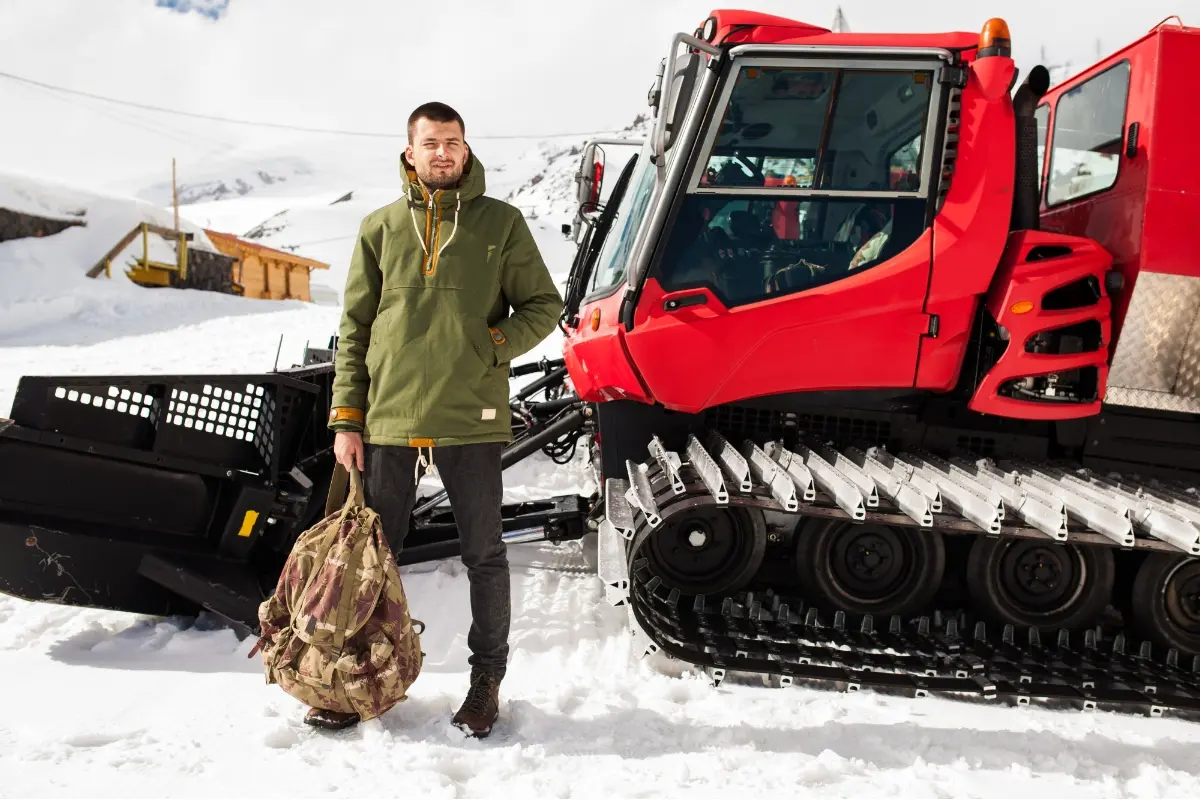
[172,157,179,233]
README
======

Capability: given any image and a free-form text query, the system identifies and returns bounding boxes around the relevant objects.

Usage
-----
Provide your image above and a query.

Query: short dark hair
[407,102,465,143]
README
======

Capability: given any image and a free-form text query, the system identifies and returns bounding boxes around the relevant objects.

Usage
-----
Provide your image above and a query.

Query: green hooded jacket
[327,151,562,446]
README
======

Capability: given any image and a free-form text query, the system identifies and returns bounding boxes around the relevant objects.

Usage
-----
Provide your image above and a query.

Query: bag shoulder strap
[295,464,367,613]
[323,462,365,518]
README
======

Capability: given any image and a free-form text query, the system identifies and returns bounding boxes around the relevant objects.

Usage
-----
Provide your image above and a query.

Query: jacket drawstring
[414,445,435,484]
[408,199,429,257]
[437,193,461,258]
[408,190,461,260]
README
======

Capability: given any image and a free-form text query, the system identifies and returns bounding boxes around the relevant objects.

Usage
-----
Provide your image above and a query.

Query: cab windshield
[696,64,934,193]
[656,61,939,307]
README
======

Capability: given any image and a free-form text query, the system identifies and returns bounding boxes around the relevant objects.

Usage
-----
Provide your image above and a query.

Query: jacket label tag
[481,408,496,421]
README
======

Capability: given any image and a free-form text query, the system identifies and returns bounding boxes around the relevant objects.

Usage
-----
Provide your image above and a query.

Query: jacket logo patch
[481,408,496,420]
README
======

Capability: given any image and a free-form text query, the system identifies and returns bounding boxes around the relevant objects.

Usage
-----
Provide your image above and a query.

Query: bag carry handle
[324,462,366,518]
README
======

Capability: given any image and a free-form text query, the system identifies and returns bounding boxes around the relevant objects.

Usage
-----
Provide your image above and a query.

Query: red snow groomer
[563,11,1200,714]
[2,10,1200,720]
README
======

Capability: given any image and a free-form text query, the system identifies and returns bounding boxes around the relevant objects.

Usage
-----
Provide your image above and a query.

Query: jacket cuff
[489,327,512,365]
[327,406,365,432]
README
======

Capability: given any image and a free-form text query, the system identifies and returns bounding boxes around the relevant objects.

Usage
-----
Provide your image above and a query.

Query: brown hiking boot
[304,707,360,731]
[452,668,501,738]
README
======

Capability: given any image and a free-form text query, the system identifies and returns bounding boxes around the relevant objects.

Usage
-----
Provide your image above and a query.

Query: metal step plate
[598,519,630,607]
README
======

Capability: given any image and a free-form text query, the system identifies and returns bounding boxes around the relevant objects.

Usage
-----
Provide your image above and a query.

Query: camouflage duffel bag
[250,462,424,724]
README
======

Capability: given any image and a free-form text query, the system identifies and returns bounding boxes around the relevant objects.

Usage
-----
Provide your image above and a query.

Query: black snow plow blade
[0,343,591,631]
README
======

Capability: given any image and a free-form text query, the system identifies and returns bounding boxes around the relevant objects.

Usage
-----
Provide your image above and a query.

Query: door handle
[664,293,708,311]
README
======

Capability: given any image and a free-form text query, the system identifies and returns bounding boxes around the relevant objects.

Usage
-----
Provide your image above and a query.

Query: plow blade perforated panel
[0,370,326,625]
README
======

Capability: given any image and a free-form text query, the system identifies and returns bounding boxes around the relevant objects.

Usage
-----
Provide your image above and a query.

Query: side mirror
[566,142,606,242]
[574,142,606,215]
[650,33,719,164]
[566,137,647,241]
[663,53,701,151]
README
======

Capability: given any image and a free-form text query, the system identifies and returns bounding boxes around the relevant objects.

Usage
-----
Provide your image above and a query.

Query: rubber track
[611,436,1200,721]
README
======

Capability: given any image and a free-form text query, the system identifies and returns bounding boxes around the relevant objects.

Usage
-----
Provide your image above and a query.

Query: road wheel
[966,538,1113,630]
[1130,553,1200,656]
[795,518,945,617]
[646,506,766,596]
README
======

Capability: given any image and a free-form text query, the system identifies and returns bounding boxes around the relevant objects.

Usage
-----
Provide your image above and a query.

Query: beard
[417,160,464,190]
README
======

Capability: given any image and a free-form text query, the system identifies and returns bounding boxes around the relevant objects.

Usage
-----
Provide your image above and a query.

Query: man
[325,101,563,737]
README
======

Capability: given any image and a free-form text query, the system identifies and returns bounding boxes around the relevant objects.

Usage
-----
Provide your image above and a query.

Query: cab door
[560,144,658,405]
[622,58,945,414]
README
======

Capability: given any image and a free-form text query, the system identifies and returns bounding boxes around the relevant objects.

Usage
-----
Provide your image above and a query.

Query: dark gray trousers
[363,441,510,680]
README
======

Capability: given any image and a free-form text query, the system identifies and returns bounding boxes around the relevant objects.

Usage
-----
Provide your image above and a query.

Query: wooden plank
[266,260,287,299]
[241,255,266,299]
[87,225,142,278]
[87,224,193,279]
[291,266,312,302]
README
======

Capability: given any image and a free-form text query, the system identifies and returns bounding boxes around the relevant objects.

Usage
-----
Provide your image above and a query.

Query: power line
[0,68,608,141]
[10,73,240,155]
[276,234,356,250]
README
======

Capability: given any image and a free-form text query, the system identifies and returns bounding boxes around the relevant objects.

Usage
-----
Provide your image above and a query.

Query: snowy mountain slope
[505,116,649,222]
[0,171,305,348]
[137,154,319,206]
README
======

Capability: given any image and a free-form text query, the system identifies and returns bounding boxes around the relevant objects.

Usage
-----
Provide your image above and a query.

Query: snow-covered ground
[5,1,1200,796]
[6,541,1200,798]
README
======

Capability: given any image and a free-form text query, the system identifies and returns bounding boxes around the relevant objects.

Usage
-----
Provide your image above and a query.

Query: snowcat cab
[563,13,1110,423]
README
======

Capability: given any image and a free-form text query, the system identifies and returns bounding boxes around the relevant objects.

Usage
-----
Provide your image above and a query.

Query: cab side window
[589,150,657,294]
[1046,61,1130,206]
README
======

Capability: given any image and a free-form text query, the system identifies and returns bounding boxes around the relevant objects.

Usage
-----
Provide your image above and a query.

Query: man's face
[406,117,468,191]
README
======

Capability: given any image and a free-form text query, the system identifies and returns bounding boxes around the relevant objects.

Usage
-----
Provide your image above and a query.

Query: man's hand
[334,431,364,472]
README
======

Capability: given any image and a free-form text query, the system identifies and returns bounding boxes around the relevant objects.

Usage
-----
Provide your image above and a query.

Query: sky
[0,0,1189,191]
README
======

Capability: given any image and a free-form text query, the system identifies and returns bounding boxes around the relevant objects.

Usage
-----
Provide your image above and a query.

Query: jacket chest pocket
[426,229,501,313]
[378,227,430,290]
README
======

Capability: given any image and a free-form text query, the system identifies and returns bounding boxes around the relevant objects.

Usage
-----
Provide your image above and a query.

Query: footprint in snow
[61,731,129,748]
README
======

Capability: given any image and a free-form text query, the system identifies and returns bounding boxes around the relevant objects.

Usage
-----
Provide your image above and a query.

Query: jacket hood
[400,148,486,207]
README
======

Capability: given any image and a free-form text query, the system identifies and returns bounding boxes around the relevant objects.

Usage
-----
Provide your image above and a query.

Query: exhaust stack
[1011,65,1051,231]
